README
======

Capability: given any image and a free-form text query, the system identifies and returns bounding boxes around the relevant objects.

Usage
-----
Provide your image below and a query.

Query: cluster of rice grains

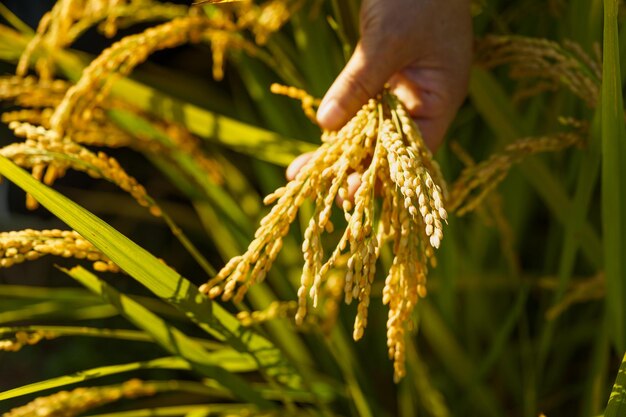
[476,35,601,107]
[2,379,156,417]
[201,89,447,381]
[447,131,583,215]
[0,330,58,353]
[0,229,119,272]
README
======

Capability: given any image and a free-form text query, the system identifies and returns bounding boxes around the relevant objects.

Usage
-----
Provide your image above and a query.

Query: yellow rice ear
[202,90,447,382]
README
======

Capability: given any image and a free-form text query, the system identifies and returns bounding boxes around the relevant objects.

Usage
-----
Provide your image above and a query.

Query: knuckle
[341,70,377,103]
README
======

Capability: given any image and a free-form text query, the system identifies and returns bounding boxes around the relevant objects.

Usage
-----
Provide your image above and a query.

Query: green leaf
[0,285,186,320]
[0,325,223,349]
[601,0,626,353]
[0,3,33,35]
[80,62,316,166]
[605,353,626,417]
[0,156,300,397]
[63,266,261,382]
[0,357,189,402]
[0,301,118,324]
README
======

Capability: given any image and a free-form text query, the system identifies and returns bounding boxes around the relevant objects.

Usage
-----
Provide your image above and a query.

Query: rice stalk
[600,0,626,353]
[545,273,605,320]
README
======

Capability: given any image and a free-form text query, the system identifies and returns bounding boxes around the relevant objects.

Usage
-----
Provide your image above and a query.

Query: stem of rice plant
[601,0,626,353]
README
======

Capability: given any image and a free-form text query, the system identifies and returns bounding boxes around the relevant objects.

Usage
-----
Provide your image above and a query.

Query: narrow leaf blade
[0,156,300,393]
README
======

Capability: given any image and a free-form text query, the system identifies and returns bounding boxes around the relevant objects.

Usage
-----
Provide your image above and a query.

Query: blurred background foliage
[0,0,625,416]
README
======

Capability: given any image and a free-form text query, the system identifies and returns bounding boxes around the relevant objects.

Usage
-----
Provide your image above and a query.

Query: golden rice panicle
[392,96,448,199]
[0,76,207,157]
[250,0,291,44]
[347,143,383,341]
[1,108,55,128]
[297,101,379,325]
[194,0,299,80]
[0,76,69,108]
[0,229,119,272]
[0,75,155,152]
[337,105,385,339]
[234,0,295,45]
[200,99,376,305]
[1,108,141,151]
[380,111,446,249]
[0,330,57,352]
[202,90,446,382]
[17,0,187,79]
[448,132,583,215]
[236,300,298,327]
[380,162,430,382]
[207,30,229,81]
[50,16,211,136]
[3,379,156,417]
[7,122,162,217]
[18,0,126,79]
[200,138,344,303]
[305,101,379,302]
[476,36,601,107]
[185,4,258,80]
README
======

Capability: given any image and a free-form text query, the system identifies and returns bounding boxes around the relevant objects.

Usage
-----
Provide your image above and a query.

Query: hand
[287,0,473,201]
[317,0,473,149]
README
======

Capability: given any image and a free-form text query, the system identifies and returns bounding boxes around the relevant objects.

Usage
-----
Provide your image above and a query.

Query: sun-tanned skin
[287,0,473,188]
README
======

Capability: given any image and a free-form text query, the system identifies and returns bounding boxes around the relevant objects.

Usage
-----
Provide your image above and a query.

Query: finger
[286,152,315,180]
[390,71,464,150]
[411,117,453,152]
[389,74,424,115]
[317,43,398,131]
[336,171,362,206]
[390,77,443,150]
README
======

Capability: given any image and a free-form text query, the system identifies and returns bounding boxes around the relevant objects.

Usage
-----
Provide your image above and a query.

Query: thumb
[317,43,397,130]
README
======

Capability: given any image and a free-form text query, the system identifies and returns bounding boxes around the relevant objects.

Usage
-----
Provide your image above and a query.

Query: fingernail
[286,161,299,181]
[286,152,315,180]
[346,172,361,199]
[316,99,346,130]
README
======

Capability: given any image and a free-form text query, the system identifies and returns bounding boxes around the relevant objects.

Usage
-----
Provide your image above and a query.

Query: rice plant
[0,1,624,416]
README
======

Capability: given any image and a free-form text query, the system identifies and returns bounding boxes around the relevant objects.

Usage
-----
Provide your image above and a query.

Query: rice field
[0,1,624,416]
